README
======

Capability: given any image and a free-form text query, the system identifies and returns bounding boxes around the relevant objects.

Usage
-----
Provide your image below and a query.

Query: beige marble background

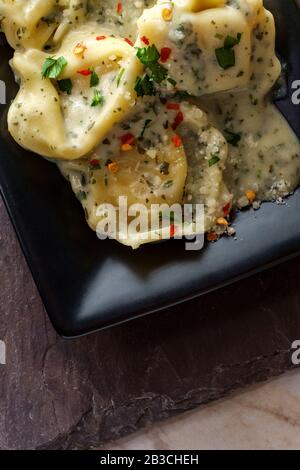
[108,370,300,450]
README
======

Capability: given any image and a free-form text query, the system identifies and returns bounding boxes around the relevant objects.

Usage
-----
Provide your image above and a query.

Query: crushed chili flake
[170,224,176,238]
[172,112,184,130]
[73,43,87,57]
[207,231,218,242]
[246,189,256,203]
[96,35,106,41]
[162,8,172,22]
[121,144,133,152]
[117,2,122,14]
[223,202,231,217]
[77,69,92,76]
[141,36,150,45]
[120,133,135,145]
[172,135,182,148]
[90,159,100,167]
[108,162,119,173]
[160,47,172,63]
[166,102,180,111]
[124,38,134,47]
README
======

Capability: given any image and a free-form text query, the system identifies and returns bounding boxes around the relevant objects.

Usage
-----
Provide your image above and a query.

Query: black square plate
[0,0,299,337]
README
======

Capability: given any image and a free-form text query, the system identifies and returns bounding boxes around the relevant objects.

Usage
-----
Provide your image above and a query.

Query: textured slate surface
[0,196,299,449]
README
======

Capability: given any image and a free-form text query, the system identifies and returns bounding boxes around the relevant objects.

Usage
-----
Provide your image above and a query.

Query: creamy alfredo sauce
[73,0,300,206]
[1,0,300,247]
[160,0,300,206]
[200,95,300,206]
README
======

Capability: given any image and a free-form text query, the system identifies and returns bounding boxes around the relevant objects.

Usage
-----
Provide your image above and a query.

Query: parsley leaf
[42,56,68,79]
[224,33,242,48]
[215,47,236,69]
[90,71,100,87]
[136,45,160,66]
[208,155,220,167]
[150,62,168,84]
[134,74,155,97]
[135,44,168,90]
[167,77,177,87]
[224,130,241,147]
[91,89,104,107]
[215,33,242,70]
[57,78,73,95]
[116,68,125,87]
[139,119,152,140]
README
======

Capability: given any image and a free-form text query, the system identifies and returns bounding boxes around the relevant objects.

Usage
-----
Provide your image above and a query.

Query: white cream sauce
[2,0,300,247]
[79,0,300,207]
[200,94,300,205]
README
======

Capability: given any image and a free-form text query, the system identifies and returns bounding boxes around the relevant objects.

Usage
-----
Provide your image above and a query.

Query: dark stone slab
[0,197,299,450]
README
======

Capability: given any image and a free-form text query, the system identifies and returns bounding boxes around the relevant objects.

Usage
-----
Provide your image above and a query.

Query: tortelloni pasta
[0,0,89,50]
[8,26,143,159]
[137,0,280,96]
[2,0,300,248]
[58,100,230,248]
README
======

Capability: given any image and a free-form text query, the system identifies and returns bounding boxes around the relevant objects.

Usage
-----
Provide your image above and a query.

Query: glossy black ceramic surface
[0,0,299,337]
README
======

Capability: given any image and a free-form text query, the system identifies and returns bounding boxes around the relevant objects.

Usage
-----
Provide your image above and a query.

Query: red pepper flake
[96,35,106,41]
[166,102,180,111]
[73,43,87,57]
[124,38,134,47]
[141,36,150,45]
[207,231,218,242]
[77,69,92,76]
[223,202,231,217]
[120,133,135,145]
[160,47,172,63]
[172,111,184,130]
[170,224,176,238]
[90,159,100,168]
[171,135,182,148]
[108,162,119,173]
[117,2,122,14]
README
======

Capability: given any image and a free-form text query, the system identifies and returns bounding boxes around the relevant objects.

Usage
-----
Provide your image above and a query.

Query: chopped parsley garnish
[139,119,152,140]
[90,70,100,87]
[208,155,220,167]
[134,74,155,97]
[167,77,177,87]
[116,67,125,87]
[136,44,160,66]
[91,89,104,107]
[42,56,68,79]
[215,33,242,70]
[135,44,168,96]
[215,48,235,70]
[224,130,241,147]
[224,33,242,48]
[57,78,72,95]
[149,62,168,84]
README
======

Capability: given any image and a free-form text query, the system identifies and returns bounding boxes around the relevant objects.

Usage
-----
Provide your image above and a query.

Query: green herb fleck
[209,155,220,167]
[134,74,155,97]
[90,70,100,87]
[42,56,68,79]
[224,130,241,147]
[215,33,242,70]
[57,78,72,95]
[91,89,104,107]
